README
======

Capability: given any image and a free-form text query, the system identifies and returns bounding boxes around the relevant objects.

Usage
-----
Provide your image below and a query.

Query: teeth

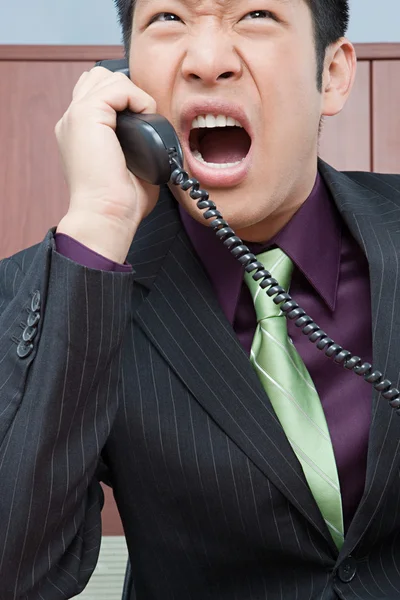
[191,149,244,169]
[191,114,243,129]
[205,114,215,128]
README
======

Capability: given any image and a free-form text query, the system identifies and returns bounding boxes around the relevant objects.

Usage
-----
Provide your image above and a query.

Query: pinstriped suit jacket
[1,161,400,600]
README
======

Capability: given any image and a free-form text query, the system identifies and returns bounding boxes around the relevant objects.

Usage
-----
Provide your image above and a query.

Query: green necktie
[244,248,344,550]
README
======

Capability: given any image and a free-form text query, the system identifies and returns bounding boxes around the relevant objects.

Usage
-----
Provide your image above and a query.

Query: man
[1,0,400,598]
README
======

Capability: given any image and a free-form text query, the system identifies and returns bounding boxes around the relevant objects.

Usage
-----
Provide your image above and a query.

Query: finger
[77,76,157,122]
[72,66,116,101]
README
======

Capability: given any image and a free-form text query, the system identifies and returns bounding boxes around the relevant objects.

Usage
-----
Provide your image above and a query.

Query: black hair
[305,0,350,90]
[113,0,350,90]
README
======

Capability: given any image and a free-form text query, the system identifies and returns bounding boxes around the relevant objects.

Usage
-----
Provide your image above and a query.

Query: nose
[181,27,242,86]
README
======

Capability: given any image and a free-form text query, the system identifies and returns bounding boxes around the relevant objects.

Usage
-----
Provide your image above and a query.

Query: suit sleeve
[0,231,133,599]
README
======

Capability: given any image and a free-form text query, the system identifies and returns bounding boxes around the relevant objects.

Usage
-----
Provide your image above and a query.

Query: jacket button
[22,326,38,342]
[31,291,41,313]
[17,340,34,359]
[27,312,40,327]
[337,556,357,583]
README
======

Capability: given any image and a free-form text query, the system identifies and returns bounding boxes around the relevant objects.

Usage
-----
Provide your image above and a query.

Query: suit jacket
[1,162,400,600]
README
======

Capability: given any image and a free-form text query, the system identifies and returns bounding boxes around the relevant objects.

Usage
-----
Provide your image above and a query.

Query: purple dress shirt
[55,234,132,272]
[55,173,373,532]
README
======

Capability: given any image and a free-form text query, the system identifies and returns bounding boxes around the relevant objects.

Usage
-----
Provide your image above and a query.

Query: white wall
[0,0,122,45]
[0,0,399,45]
[347,0,400,42]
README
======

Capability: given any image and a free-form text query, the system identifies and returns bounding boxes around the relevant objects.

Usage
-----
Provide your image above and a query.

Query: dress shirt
[55,234,132,272]
[55,172,373,532]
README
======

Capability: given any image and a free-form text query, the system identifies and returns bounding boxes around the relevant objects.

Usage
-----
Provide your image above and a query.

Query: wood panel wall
[0,43,399,536]
[373,61,400,173]
[0,60,93,258]
[1,44,400,260]
[318,60,371,171]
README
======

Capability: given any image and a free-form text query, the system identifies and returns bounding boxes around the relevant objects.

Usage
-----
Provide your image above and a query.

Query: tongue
[199,128,250,164]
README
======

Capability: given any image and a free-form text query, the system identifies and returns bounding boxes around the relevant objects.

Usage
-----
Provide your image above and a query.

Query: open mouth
[188,114,252,169]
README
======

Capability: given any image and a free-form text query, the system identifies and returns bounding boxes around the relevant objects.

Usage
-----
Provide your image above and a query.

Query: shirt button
[337,556,357,583]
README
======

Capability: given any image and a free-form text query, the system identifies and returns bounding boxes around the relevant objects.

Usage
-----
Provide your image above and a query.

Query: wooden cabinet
[318,61,371,171]
[0,59,93,258]
[0,44,400,536]
[372,60,400,173]
[1,45,400,259]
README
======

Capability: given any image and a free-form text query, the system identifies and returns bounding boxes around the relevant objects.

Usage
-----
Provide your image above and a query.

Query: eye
[149,12,183,24]
[243,10,276,20]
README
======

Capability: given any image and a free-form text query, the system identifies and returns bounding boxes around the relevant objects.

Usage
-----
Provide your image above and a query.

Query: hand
[56,66,160,263]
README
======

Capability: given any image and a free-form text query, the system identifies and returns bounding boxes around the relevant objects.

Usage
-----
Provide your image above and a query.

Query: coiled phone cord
[168,153,400,414]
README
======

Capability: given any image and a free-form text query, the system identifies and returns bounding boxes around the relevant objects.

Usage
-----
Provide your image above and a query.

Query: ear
[321,39,357,117]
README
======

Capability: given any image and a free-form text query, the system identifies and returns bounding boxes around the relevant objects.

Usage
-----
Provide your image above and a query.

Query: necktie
[244,248,344,549]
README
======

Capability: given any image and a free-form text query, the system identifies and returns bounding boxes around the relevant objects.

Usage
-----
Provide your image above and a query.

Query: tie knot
[244,248,294,321]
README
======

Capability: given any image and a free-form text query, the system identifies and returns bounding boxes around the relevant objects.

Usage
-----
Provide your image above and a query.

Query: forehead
[135,0,294,10]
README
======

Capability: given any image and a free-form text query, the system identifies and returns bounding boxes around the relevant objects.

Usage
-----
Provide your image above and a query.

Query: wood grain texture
[101,485,125,536]
[0,45,398,538]
[0,61,92,258]
[1,43,399,61]
[318,61,371,172]
[0,45,125,61]
[355,44,400,61]
[372,61,400,174]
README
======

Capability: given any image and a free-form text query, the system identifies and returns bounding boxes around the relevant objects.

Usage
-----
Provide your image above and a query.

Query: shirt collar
[178,171,342,321]
[271,172,341,311]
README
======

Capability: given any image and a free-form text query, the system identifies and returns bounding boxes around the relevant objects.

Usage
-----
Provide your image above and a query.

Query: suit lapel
[132,169,400,556]
[320,162,400,558]
[129,186,337,554]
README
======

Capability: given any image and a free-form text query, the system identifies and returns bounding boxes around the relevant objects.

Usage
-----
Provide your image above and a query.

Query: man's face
[130,0,336,240]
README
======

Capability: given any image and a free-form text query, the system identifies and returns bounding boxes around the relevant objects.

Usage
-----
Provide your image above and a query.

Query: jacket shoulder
[343,171,400,204]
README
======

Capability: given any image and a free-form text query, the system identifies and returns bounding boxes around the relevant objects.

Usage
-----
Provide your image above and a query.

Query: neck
[236,167,319,244]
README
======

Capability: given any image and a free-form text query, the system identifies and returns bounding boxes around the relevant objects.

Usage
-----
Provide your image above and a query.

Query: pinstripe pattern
[1,163,400,599]
[0,236,133,599]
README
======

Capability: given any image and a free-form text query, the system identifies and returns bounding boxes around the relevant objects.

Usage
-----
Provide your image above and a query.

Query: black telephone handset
[116,111,183,186]
[109,62,400,413]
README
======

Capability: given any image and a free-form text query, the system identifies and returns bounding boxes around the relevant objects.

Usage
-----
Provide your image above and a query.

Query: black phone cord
[169,153,400,414]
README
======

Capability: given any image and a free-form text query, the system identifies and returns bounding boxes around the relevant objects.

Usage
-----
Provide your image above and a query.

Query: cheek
[254,41,318,104]
[129,43,173,105]
[256,64,320,147]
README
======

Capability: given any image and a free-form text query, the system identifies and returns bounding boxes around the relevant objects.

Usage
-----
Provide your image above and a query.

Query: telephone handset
[109,62,400,413]
[116,111,183,185]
